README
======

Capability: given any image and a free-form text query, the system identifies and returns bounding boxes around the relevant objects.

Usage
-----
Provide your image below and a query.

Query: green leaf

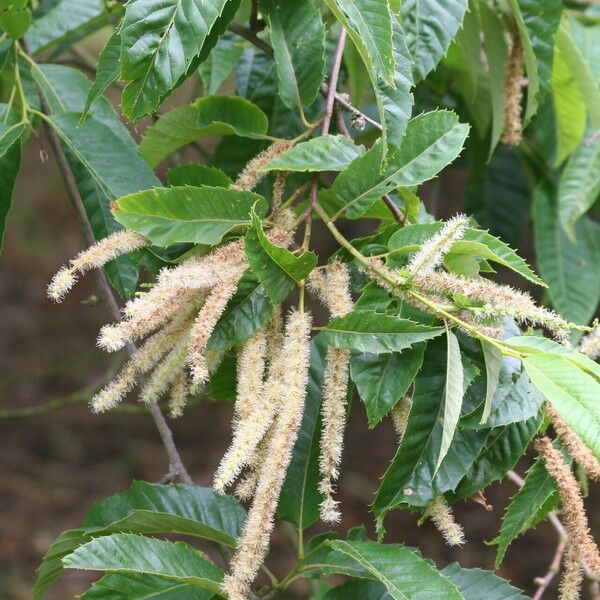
[495,449,561,567]
[449,412,543,502]
[334,111,469,219]
[209,354,237,403]
[437,329,464,472]
[388,224,544,286]
[480,341,502,425]
[120,0,239,118]
[322,580,390,600]
[373,341,487,521]
[350,344,425,427]
[0,0,31,39]
[33,529,92,600]
[32,64,161,297]
[441,563,529,600]
[244,210,317,304]
[0,117,23,253]
[556,21,600,130]
[552,40,586,166]
[278,335,328,529]
[479,1,508,157]
[113,186,268,247]
[140,95,269,167]
[506,0,562,122]
[167,164,231,188]
[208,270,273,350]
[263,135,365,172]
[261,0,325,110]
[199,30,244,94]
[402,0,468,83]
[63,534,223,593]
[323,0,395,86]
[558,132,600,236]
[83,481,246,546]
[533,180,600,324]
[523,352,600,461]
[81,573,210,600]
[323,540,463,600]
[323,310,444,354]
[26,0,105,53]
[83,29,121,120]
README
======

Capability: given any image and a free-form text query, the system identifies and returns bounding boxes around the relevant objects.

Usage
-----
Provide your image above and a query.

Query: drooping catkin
[546,404,600,481]
[265,304,284,365]
[234,436,269,502]
[222,311,312,600]
[169,370,190,418]
[502,28,524,146]
[535,436,600,576]
[188,274,242,386]
[391,395,412,442]
[271,171,287,212]
[406,215,469,277]
[425,496,465,546]
[232,140,293,192]
[309,261,354,523]
[47,230,148,301]
[559,544,583,600]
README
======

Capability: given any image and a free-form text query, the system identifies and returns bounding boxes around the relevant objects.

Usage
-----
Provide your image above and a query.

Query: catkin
[546,404,600,481]
[560,544,583,600]
[502,28,524,146]
[169,369,190,418]
[222,311,312,600]
[48,230,148,301]
[535,436,600,577]
[391,395,412,442]
[232,140,293,192]
[425,496,465,546]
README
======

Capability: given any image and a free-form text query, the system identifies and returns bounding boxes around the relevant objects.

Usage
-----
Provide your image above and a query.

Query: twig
[22,39,193,485]
[532,540,566,600]
[383,194,406,223]
[322,28,347,134]
[227,23,273,55]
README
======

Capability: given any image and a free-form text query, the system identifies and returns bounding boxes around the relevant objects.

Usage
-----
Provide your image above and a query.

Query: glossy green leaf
[113,186,267,247]
[449,412,543,502]
[208,270,273,349]
[83,481,246,546]
[208,354,237,403]
[350,344,425,427]
[558,132,600,236]
[374,341,487,522]
[120,0,239,118]
[552,41,586,166]
[261,0,325,109]
[244,210,317,304]
[437,329,464,471]
[495,449,561,567]
[556,22,600,129]
[167,164,231,188]
[323,540,463,599]
[480,341,502,425]
[402,0,468,83]
[441,563,529,600]
[199,30,244,94]
[63,534,223,593]
[81,573,209,599]
[323,0,395,86]
[278,335,327,529]
[534,180,600,324]
[321,580,390,600]
[0,116,23,253]
[334,111,469,219]
[479,1,507,157]
[33,529,92,600]
[323,310,444,354]
[523,352,600,461]
[32,64,160,297]
[388,224,544,286]
[83,29,121,119]
[140,95,269,167]
[263,135,365,172]
[0,0,31,39]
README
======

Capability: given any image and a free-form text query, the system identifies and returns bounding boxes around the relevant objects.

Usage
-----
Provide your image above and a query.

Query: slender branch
[322,28,347,134]
[22,39,193,485]
[383,194,406,223]
[532,540,566,600]
[227,23,273,55]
